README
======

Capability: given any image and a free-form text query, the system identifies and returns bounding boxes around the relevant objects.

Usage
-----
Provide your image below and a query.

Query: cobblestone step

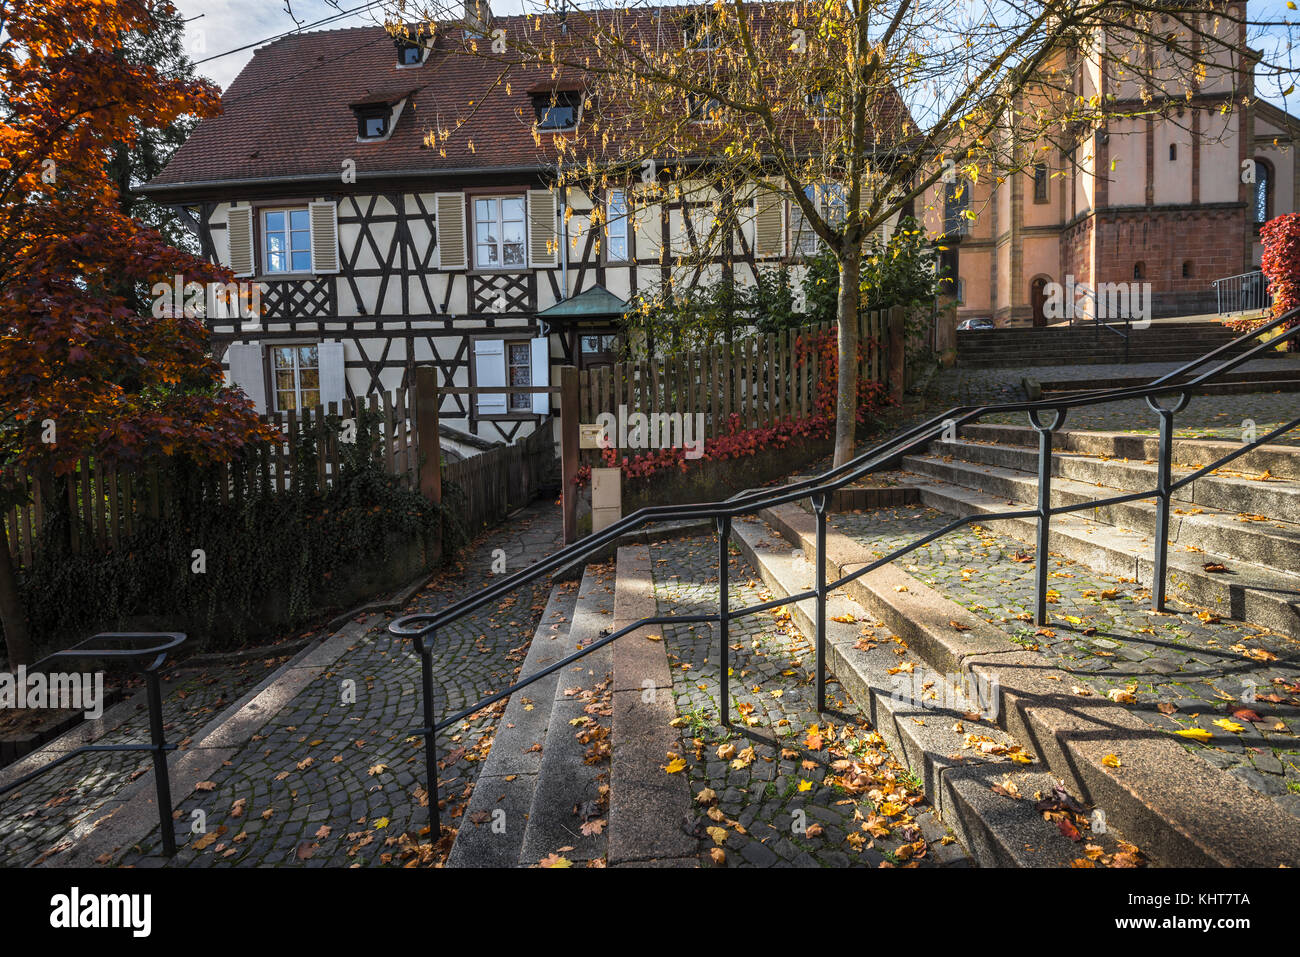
[897,458,1300,636]
[517,564,615,866]
[731,516,1107,868]
[912,442,1300,571]
[446,579,580,868]
[753,501,1300,866]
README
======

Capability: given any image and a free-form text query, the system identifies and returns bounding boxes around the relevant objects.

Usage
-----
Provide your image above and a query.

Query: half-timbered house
[142,2,900,449]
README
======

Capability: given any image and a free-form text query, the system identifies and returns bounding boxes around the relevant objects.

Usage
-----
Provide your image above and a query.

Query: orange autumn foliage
[0,0,272,486]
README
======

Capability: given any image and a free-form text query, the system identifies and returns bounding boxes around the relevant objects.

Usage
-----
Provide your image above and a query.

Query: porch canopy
[537,284,630,323]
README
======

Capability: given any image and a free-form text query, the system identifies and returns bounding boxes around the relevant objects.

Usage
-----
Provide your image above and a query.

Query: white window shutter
[227,206,255,278]
[317,341,347,410]
[435,192,467,270]
[226,342,266,414]
[530,336,550,415]
[527,189,558,267]
[753,187,785,258]
[474,339,507,414]
[309,201,340,274]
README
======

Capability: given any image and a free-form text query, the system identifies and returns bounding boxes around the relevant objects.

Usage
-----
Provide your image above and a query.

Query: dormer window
[687,93,723,124]
[532,90,582,132]
[397,41,424,66]
[393,25,431,67]
[359,110,388,140]
[348,91,412,143]
[683,13,719,50]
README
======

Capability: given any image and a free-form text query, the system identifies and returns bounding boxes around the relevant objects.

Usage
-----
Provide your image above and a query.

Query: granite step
[731,515,1108,868]
[958,423,1300,481]
[754,500,1300,867]
[909,441,1300,572]
[517,563,616,866]
[897,468,1300,638]
[445,578,580,867]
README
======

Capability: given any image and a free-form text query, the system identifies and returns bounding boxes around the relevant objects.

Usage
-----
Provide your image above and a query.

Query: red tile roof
[147,6,913,197]
[148,17,587,193]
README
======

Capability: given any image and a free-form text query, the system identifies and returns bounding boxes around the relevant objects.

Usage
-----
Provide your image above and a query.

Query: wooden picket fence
[2,386,425,569]
[577,309,896,439]
[441,423,555,534]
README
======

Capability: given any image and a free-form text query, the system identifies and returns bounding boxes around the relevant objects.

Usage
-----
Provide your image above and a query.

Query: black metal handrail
[392,308,1300,836]
[0,632,186,856]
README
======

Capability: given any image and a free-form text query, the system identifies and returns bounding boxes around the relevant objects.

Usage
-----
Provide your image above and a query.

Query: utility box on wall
[591,467,622,534]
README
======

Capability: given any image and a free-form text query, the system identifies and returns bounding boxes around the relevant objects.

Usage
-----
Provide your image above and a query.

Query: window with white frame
[272,344,320,411]
[263,208,311,273]
[607,189,629,262]
[507,341,532,411]
[788,183,846,257]
[473,195,526,268]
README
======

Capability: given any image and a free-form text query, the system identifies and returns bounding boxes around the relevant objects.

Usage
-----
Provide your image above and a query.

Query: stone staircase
[447,565,613,867]
[956,321,1283,368]
[901,424,1300,636]
[716,420,1300,866]
[447,556,695,868]
[729,518,1134,867]
[444,425,1300,868]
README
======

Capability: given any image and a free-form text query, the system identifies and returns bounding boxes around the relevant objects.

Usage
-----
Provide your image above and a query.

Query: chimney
[464,0,492,35]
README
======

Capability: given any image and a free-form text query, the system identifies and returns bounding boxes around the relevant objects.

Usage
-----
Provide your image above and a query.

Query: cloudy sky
[174,0,1295,108]
[174,0,538,89]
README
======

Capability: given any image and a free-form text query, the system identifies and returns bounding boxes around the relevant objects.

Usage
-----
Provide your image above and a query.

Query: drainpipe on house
[559,185,570,300]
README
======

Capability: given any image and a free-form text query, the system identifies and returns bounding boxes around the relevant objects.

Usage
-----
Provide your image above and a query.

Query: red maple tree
[0,1,271,663]
[1260,214,1300,326]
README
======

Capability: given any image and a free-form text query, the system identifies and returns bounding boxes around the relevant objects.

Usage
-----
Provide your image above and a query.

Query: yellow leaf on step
[706,826,729,846]
[1212,719,1246,734]
[1175,728,1213,742]
[664,757,687,773]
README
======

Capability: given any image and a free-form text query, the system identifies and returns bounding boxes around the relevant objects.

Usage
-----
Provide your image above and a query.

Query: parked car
[956,317,995,331]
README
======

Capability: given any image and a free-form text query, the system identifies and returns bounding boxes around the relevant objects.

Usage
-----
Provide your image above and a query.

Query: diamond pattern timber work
[260,277,334,320]
[471,272,535,314]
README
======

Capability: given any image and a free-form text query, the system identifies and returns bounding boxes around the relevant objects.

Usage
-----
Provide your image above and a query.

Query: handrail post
[145,666,176,857]
[717,515,732,728]
[1029,408,1065,626]
[811,491,829,713]
[560,365,580,546]
[1148,393,1188,612]
[418,633,441,837]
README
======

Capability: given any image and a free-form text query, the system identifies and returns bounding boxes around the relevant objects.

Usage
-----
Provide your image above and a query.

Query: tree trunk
[833,253,862,468]
[0,532,32,666]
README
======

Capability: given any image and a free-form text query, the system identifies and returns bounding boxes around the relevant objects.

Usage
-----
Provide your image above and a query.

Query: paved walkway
[0,502,562,868]
[0,657,282,866]
[830,504,1300,814]
[649,533,970,868]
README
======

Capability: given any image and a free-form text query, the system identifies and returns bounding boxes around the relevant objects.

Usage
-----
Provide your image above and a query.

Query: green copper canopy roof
[538,284,629,321]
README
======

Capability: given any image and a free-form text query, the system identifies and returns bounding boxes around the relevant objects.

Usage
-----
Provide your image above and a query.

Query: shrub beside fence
[3,389,422,571]
[2,367,560,654]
